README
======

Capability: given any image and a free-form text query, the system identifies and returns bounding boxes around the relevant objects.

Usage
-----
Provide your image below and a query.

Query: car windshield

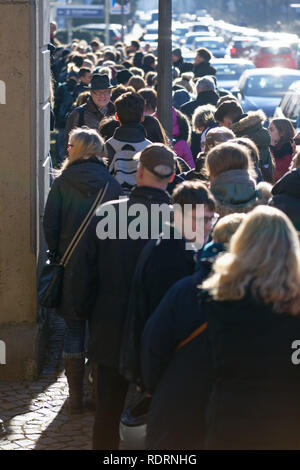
[260,47,291,55]
[195,40,224,49]
[244,74,300,97]
[214,63,252,80]
[186,35,197,45]
[192,25,209,32]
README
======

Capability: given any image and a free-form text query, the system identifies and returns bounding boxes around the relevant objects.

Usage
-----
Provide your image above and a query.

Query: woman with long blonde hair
[43,127,122,414]
[202,205,300,449]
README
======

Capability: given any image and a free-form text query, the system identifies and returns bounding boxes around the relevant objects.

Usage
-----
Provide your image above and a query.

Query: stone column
[0,0,50,381]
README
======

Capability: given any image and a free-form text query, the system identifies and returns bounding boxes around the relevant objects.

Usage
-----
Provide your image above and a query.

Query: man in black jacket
[193,47,216,78]
[172,48,193,74]
[180,76,219,120]
[119,181,216,386]
[73,144,176,450]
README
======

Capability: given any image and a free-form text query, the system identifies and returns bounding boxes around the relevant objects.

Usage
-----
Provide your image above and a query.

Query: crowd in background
[43,20,300,450]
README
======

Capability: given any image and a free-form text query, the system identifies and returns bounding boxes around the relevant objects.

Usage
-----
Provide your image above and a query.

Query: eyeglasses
[67,143,74,150]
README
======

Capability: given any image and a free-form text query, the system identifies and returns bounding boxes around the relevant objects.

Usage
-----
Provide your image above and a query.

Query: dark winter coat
[72,186,171,369]
[204,294,300,450]
[230,110,274,182]
[119,230,197,384]
[180,90,219,120]
[268,168,300,230]
[270,142,293,183]
[43,157,123,321]
[64,96,115,152]
[173,57,194,74]
[193,61,216,78]
[54,80,77,129]
[141,272,213,450]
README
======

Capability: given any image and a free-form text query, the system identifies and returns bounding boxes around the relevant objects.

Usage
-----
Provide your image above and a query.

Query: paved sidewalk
[0,311,94,450]
[0,372,94,450]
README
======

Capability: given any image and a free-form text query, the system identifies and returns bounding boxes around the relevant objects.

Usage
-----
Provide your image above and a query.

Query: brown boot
[64,353,85,414]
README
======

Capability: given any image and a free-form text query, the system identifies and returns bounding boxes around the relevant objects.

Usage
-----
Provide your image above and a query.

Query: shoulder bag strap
[176,322,208,352]
[60,182,109,267]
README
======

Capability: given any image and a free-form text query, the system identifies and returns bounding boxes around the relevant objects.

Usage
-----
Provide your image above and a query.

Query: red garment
[270,143,293,183]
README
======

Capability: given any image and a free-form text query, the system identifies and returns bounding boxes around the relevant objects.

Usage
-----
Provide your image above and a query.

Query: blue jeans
[63,319,88,355]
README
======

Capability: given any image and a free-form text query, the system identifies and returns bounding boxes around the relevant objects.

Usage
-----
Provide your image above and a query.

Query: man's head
[90,39,101,52]
[79,67,92,85]
[135,144,176,189]
[214,100,244,128]
[172,48,182,65]
[129,40,140,53]
[116,69,133,85]
[115,91,145,124]
[172,181,216,245]
[89,74,114,109]
[194,47,212,65]
[196,76,216,95]
[138,88,157,115]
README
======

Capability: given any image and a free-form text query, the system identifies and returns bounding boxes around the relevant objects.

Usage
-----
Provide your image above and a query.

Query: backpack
[108,137,152,194]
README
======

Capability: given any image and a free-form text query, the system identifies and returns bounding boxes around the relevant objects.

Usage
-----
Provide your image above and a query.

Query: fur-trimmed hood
[230,110,267,135]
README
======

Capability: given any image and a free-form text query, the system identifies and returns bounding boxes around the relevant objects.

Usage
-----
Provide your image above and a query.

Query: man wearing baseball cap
[73,143,175,450]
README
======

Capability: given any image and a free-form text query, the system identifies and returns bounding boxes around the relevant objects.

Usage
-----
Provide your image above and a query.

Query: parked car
[184,31,216,49]
[229,36,260,58]
[211,58,255,90]
[234,68,300,117]
[189,22,211,33]
[193,36,227,58]
[252,42,298,69]
[274,80,300,131]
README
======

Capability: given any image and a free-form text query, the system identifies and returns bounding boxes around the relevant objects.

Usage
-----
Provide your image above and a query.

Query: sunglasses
[292,137,300,145]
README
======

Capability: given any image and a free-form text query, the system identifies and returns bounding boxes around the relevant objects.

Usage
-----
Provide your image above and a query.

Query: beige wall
[0,0,50,380]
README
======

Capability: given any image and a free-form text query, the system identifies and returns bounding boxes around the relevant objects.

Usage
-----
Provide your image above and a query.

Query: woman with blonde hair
[205,142,264,216]
[202,205,300,449]
[43,127,122,414]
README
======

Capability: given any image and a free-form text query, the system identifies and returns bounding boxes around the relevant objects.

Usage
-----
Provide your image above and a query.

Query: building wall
[0,0,50,381]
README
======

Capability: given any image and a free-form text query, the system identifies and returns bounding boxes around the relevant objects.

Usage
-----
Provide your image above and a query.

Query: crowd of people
[43,21,300,450]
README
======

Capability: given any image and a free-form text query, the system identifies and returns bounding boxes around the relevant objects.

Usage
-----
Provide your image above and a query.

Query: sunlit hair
[174,72,196,96]
[128,75,146,92]
[205,142,255,180]
[62,127,106,171]
[192,104,216,132]
[204,127,235,153]
[269,118,295,146]
[75,90,90,107]
[289,150,300,170]
[212,213,246,244]
[202,206,300,315]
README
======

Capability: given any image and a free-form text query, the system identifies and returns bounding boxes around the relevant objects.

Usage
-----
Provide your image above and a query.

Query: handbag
[38,182,109,308]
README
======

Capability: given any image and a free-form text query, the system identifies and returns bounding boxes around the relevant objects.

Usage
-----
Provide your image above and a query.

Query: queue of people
[43,24,300,451]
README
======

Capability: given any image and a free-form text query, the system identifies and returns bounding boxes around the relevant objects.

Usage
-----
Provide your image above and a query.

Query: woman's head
[205,142,251,180]
[204,127,235,153]
[202,205,300,315]
[192,104,216,133]
[142,115,169,146]
[268,118,295,146]
[128,75,146,92]
[64,127,105,170]
[174,72,196,96]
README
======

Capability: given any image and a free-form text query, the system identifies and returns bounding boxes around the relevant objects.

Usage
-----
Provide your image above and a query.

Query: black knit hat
[172,48,182,58]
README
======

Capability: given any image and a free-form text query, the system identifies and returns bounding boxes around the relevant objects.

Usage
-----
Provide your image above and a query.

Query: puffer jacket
[230,110,274,182]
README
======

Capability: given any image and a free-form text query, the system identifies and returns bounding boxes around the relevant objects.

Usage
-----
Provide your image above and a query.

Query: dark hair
[176,109,191,143]
[230,137,260,165]
[142,115,169,145]
[111,84,132,103]
[145,71,157,87]
[172,180,215,210]
[115,91,145,124]
[69,53,84,68]
[138,88,157,113]
[196,47,212,62]
[131,40,140,50]
[90,39,101,48]
[216,95,238,107]
[270,118,296,146]
[78,67,91,78]
[99,117,120,141]
[214,101,243,124]
[104,50,116,62]
[133,51,144,68]
[122,60,132,69]
[143,54,155,68]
